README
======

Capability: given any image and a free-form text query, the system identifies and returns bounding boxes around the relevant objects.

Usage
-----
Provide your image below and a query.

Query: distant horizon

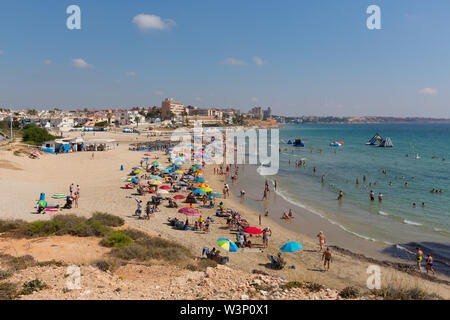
[2,105,450,121]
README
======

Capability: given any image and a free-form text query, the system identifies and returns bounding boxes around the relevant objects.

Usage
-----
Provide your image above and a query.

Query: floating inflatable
[293,139,304,147]
[330,141,344,147]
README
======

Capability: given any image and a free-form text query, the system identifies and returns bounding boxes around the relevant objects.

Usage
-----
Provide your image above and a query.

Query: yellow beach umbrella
[196,183,210,188]
[174,170,184,174]
[150,180,162,185]
[201,187,213,193]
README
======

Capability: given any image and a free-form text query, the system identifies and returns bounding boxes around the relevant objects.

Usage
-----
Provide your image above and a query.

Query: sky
[0,0,449,118]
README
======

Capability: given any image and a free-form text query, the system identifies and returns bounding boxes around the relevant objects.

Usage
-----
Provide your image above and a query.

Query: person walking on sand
[416,247,424,271]
[91,152,94,160]
[262,188,268,200]
[317,231,326,252]
[76,185,80,198]
[426,254,435,275]
[74,192,79,208]
[69,183,74,196]
[322,247,333,271]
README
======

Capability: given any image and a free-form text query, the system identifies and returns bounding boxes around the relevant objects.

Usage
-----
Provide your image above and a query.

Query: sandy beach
[1,130,449,299]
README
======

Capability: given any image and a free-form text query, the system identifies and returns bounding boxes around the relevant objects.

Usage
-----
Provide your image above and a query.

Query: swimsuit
[416,257,423,263]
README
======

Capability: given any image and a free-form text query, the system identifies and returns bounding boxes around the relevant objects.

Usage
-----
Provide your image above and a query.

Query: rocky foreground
[5,263,351,300]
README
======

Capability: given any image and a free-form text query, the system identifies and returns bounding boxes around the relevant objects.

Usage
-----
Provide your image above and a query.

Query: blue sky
[0,0,449,117]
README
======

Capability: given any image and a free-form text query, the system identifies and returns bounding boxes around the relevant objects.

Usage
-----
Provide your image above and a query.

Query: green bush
[21,124,56,145]
[0,220,27,233]
[110,236,192,262]
[71,220,110,237]
[123,229,151,241]
[20,279,47,295]
[370,287,441,300]
[339,286,360,299]
[89,212,124,227]
[100,230,134,248]
[0,282,18,300]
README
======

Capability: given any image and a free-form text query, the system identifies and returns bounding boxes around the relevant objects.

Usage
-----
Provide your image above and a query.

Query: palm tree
[135,116,140,127]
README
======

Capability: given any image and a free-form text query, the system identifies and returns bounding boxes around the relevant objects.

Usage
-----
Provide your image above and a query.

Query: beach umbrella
[280,242,303,252]
[173,164,180,168]
[132,167,141,170]
[133,169,143,174]
[172,172,182,176]
[194,177,205,183]
[150,180,162,185]
[173,195,186,200]
[178,207,200,215]
[174,170,184,174]
[193,189,205,195]
[160,169,169,173]
[184,175,195,179]
[150,175,163,180]
[177,181,187,186]
[131,178,139,183]
[144,153,151,156]
[217,238,239,253]
[196,183,210,188]
[166,167,174,171]
[243,227,262,235]
[190,167,198,172]
[159,185,171,190]
[152,162,161,166]
[208,193,221,198]
[201,187,213,193]
[158,189,169,194]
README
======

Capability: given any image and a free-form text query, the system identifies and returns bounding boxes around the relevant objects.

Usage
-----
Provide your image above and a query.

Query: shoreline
[225,164,450,277]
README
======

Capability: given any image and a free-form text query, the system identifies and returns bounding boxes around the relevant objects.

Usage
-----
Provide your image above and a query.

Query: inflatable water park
[330,141,344,147]
[286,138,305,147]
[366,133,393,148]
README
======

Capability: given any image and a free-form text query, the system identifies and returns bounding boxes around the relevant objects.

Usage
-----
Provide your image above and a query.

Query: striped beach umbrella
[201,187,213,193]
[150,180,162,185]
[193,189,205,194]
[217,238,238,252]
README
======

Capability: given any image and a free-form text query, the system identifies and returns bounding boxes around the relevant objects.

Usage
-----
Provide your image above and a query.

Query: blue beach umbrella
[208,192,221,198]
[194,177,205,183]
[184,175,195,179]
[280,242,303,252]
[193,189,205,194]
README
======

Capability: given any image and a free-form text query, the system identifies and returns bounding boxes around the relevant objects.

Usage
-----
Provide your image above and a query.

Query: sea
[227,123,450,273]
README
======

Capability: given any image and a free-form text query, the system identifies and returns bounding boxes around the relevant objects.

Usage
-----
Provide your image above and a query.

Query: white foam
[403,219,422,226]
[378,211,390,216]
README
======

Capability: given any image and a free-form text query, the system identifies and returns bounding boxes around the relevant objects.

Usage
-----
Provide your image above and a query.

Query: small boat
[293,139,304,147]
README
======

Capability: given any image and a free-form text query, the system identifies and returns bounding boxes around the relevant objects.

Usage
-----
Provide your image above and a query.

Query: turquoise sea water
[272,123,449,260]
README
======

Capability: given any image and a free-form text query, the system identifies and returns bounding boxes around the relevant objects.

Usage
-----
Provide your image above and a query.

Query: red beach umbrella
[243,227,263,234]
[174,195,186,200]
[159,185,171,190]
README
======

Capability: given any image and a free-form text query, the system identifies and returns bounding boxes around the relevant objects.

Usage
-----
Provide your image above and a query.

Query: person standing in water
[337,190,343,200]
[370,190,375,201]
